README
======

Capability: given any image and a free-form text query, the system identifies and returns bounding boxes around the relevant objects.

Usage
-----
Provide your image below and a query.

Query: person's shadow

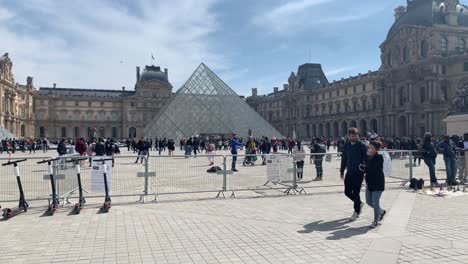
[298,218,369,240]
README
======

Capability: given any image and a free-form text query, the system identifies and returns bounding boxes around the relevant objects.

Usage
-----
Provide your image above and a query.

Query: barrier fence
[0,150,467,203]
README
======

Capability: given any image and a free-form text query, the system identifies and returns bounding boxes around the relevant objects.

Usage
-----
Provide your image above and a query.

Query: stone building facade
[247,0,468,138]
[34,65,172,139]
[0,53,35,138]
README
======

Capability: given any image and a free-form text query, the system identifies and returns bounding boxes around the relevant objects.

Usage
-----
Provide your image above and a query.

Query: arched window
[441,36,448,54]
[459,38,466,54]
[61,127,67,138]
[421,40,428,57]
[74,127,80,138]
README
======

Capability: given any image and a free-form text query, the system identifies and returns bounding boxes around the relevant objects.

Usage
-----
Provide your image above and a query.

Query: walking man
[340,128,367,221]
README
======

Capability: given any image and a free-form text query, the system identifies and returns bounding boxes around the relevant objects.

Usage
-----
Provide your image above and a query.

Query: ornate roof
[388,0,468,38]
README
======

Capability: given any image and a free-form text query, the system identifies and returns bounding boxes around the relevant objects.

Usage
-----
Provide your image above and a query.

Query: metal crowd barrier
[1,149,467,203]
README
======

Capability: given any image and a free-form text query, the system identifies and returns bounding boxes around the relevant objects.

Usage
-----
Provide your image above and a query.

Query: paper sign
[91,158,113,192]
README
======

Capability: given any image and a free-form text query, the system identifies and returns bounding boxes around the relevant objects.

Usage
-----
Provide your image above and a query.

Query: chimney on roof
[251,88,258,96]
[274,87,279,93]
[26,76,33,86]
[136,66,140,82]
[283,84,289,91]
[164,68,168,79]
[444,0,459,26]
[122,86,125,91]
[394,6,406,21]
[53,83,56,88]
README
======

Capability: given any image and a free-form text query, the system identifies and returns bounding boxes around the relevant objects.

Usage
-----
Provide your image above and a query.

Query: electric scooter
[38,157,61,216]
[1,159,28,220]
[67,157,88,214]
[95,157,113,213]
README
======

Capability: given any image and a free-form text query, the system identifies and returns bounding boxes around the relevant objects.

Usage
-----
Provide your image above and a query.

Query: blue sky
[0,0,404,96]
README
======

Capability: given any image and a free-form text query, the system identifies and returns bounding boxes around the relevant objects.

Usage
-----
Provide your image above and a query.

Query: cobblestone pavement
[0,187,467,264]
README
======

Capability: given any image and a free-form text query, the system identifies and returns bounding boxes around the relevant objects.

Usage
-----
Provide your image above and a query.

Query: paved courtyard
[0,149,467,263]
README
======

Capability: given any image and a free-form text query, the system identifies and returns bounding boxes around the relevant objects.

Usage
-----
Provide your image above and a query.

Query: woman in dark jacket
[364,141,386,228]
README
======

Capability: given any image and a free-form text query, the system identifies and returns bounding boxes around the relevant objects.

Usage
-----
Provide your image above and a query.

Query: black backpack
[410,178,418,190]
[207,166,221,173]
[417,178,424,190]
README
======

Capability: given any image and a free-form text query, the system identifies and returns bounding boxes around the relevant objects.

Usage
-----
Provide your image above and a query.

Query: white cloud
[324,66,357,78]
[0,0,225,90]
[252,0,385,35]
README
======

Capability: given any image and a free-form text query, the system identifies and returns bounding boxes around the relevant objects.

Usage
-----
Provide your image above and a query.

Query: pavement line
[360,190,416,264]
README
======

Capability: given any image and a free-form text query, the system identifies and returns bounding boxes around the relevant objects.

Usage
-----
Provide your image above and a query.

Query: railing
[0,150,466,203]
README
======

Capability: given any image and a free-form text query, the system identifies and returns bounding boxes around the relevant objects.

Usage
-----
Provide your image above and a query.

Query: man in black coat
[340,128,368,221]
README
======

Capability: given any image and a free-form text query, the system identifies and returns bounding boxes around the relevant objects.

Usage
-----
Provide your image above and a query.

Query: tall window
[441,37,448,55]
[74,127,80,138]
[459,38,466,54]
[61,127,67,138]
[420,87,426,103]
[112,127,117,138]
[421,40,428,57]
[403,46,409,62]
[39,127,45,137]
[387,51,392,66]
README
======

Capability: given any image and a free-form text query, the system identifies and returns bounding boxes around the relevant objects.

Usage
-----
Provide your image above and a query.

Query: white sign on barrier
[91,158,113,192]
[379,151,392,177]
[266,154,281,183]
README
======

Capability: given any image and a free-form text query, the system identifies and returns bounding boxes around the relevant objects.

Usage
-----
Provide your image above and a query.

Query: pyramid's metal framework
[144,63,282,139]
[0,127,16,139]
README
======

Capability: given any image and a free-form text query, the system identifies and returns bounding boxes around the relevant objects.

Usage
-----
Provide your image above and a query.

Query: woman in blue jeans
[364,141,386,228]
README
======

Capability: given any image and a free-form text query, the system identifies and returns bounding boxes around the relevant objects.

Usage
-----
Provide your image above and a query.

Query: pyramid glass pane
[144,63,283,139]
[0,127,16,139]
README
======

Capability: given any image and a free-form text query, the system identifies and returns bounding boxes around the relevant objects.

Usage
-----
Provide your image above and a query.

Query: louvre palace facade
[247,0,468,138]
[0,52,173,139]
[0,53,35,138]
[33,65,172,140]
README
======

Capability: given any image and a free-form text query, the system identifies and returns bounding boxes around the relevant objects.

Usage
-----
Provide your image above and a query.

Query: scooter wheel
[72,204,80,215]
[46,206,54,216]
[2,208,11,220]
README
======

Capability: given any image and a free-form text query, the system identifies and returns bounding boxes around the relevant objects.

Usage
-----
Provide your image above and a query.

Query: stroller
[243,140,257,166]
[242,148,257,167]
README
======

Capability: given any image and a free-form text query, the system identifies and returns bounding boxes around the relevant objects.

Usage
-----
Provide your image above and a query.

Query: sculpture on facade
[451,82,468,113]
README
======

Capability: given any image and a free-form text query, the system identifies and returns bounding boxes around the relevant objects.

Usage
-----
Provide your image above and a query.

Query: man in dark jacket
[312,138,326,181]
[438,135,457,186]
[340,128,367,221]
[94,138,106,156]
[57,139,68,156]
[420,132,438,186]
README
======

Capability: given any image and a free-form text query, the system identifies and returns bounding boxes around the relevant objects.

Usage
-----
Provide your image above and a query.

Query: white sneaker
[369,222,379,228]
[349,212,359,221]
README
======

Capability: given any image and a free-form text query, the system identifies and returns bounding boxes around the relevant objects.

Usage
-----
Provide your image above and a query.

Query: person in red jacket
[75,138,87,165]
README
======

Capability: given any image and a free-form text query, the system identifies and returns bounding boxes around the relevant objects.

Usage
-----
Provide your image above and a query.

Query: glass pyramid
[0,126,16,139]
[144,63,283,139]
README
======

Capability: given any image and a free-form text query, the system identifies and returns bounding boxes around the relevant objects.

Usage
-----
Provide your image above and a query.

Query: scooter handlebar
[93,158,113,162]
[37,157,61,164]
[65,157,88,163]
[1,159,27,166]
